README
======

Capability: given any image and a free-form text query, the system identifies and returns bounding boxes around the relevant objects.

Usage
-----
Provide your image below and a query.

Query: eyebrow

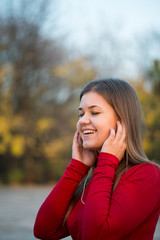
[78,105,102,111]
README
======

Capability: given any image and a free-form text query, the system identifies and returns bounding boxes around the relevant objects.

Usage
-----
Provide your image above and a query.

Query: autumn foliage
[0,0,159,184]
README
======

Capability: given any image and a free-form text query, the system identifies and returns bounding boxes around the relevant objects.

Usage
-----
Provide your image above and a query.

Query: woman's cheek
[101,129,110,142]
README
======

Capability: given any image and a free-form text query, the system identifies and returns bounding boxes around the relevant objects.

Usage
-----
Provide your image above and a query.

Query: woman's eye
[92,112,99,115]
[78,112,99,117]
[78,113,84,117]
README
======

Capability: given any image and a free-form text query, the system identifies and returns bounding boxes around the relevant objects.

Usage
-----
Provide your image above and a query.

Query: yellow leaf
[0,142,7,154]
[10,135,25,157]
[0,116,9,134]
[36,118,56,133]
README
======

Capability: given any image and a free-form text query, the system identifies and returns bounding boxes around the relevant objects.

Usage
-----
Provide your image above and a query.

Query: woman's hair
[68,78,159,211]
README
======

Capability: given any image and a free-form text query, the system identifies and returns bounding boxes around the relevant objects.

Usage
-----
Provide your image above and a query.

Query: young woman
[34,79,160,240]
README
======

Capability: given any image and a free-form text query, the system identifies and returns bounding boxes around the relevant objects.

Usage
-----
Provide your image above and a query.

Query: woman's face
[77,91,118,151]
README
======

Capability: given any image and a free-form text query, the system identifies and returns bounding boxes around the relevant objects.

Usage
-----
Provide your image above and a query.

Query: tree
[133,80,160,163]
[0,0,67,183]
[0,0,64,113]
[0,0,98,183]
[147,60,160,96]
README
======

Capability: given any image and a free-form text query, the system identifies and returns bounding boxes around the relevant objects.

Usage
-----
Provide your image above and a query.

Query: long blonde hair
[67,78,159,214]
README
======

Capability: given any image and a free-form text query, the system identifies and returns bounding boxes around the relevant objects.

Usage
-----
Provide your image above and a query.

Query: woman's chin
[83,142,101,152]
[83,143,93,150]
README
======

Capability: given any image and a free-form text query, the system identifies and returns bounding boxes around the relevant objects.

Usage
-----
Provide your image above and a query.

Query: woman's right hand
[72,131,97,167]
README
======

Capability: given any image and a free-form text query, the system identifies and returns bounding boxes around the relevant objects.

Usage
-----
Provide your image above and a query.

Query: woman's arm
[82,152,160,240]
[34,158,89,240]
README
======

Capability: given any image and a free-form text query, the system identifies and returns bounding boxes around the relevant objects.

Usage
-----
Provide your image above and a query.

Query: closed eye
[79,112,100,117]
[92,112,99,115]
[78,113,84,117]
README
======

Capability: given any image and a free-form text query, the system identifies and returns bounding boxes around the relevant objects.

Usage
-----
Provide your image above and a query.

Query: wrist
[98,152,119,169]
[71,158,90,172]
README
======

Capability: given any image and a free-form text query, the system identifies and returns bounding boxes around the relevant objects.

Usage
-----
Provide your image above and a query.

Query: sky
[47,0,160,78]
[1,0,159,50]
[53,0,160,50]
[0,0,159,78]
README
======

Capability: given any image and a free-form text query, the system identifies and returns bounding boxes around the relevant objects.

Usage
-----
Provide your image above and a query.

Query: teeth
[83,130,96,134]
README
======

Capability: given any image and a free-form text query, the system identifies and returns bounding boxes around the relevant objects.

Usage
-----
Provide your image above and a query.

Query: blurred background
[0,0,160,239]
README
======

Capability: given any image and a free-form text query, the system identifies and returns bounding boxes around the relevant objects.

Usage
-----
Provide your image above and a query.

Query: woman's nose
[79,114,91,125]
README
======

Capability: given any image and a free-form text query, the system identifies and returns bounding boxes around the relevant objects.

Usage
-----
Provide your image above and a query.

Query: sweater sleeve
[34,159,89,240]
[82,152,160,240]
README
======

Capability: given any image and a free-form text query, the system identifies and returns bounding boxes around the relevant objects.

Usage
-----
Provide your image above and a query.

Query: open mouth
[83,130,97,135]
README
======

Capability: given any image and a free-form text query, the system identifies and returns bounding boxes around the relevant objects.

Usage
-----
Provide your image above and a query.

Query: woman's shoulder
[117,162,160,210]
[122,162,160,183]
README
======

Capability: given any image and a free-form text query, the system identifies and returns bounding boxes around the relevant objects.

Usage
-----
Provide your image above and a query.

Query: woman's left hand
[101,121,127,161]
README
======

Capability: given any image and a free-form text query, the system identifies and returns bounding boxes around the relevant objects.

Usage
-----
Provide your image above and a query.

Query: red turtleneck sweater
[34,152,160,240]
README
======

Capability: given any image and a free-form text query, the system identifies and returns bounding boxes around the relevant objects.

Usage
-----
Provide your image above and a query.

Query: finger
[116,121,127,147]
[73,130,80,147]
[73,130,79,142]
[115,121,123,141]
[76,120,80,131]
[78,133,83,145]
[121,121,126,141]
[108,128,116,140]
